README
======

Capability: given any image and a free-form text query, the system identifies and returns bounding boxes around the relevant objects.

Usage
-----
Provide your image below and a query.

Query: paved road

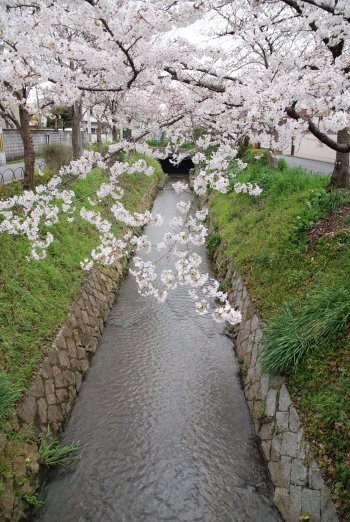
[0,159,45,184]
[280,155,333,176]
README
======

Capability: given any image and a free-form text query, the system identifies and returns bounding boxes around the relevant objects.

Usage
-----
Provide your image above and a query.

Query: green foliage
[43,144,73,173]
[289,342,350,510]
[146,139,194,150]
[243,147,270,165]
[210,163,328,315]
[179,141,195,150]
[256,401,266,418]
[261,285,350,374]
[0,169,55,201]
[86,141,113,156]
[291,189,345,242]
[0,180,23,200]
[146,139,169,148]
[38,433,79,467]
[278,158,288,171]
[46,105,72,130]
[206,234,221,252]
[22,494,44,509]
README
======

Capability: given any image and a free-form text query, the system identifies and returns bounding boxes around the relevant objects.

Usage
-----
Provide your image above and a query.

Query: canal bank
[0,162,165,521]
[209,249,339,522]
[36,176,280,522]
[206,161,343,521]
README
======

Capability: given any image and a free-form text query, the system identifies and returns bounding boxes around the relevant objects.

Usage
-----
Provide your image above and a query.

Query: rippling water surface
[37,176,281,522]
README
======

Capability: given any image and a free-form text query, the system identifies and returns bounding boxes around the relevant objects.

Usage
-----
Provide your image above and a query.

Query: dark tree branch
[286,104,350,153]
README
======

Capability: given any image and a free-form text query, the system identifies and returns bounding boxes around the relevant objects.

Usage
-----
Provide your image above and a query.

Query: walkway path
[280,155,333,176]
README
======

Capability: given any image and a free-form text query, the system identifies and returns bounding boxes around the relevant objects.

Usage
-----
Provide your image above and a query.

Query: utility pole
[0,127,6,166]
[87,108,92,145]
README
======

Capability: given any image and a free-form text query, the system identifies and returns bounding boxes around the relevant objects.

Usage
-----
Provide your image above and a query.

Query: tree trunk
[96,121,102,154]
[72,100,83,160]
[239,134,250,156]
[268,150,278,169]
[19,105,35,189]
[112,125,118,142]
[329,128,349,188]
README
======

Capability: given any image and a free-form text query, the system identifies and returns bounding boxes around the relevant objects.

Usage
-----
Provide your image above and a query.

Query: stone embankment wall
[211,249,339,522]
[0,173,165,521]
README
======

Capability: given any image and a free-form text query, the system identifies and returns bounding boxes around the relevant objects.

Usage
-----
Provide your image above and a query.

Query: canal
[37,175,280,522]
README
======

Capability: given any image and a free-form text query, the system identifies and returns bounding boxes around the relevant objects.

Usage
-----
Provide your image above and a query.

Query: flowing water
[37,176,281,522]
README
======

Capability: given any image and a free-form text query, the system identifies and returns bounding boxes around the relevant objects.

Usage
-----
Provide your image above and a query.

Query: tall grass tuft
[261,285,350,375]
[0,372,22,424]
[43,143,73,173]
[38,432,79,467]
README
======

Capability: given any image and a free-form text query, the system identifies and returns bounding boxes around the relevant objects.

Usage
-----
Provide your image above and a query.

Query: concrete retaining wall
[211,249,339,522]
[3,129,87,161]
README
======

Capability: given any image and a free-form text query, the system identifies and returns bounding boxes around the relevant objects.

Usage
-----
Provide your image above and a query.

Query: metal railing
[0,160,46,185]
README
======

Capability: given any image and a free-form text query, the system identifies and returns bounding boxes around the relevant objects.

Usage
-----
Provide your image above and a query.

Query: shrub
[206,234,221,252]
[244,148,270,165]
[43,144,73,173]
[261,285,350,375]
[278,158,288,171]
[87,141,112,156]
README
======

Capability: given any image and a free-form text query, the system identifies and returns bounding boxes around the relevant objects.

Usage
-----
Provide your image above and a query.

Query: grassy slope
[0,156,163,425]
[210,163,350,518]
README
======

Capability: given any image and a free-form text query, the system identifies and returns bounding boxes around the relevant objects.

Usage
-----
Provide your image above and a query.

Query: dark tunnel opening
[159,156,194,174]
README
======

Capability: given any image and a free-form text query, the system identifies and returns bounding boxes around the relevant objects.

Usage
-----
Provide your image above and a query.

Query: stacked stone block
[212,252,339,522]
[16,265,122,433]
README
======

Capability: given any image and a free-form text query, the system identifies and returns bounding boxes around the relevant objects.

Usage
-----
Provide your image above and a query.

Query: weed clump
[38,432,79,467]
[261,285,350,374]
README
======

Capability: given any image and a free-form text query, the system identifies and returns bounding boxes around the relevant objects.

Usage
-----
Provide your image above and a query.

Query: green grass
[0,155,163,427]
[210,162,350,516]
[38,431,79,467]
[211,164,349,315]
[261,285,350,374]
[0,372,22,423]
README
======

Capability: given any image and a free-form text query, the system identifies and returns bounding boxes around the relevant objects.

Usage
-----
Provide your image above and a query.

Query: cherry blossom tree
[0,1,247,322]
[164,0,350,185]
[0,2,58,187]
[1,0,348,323]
